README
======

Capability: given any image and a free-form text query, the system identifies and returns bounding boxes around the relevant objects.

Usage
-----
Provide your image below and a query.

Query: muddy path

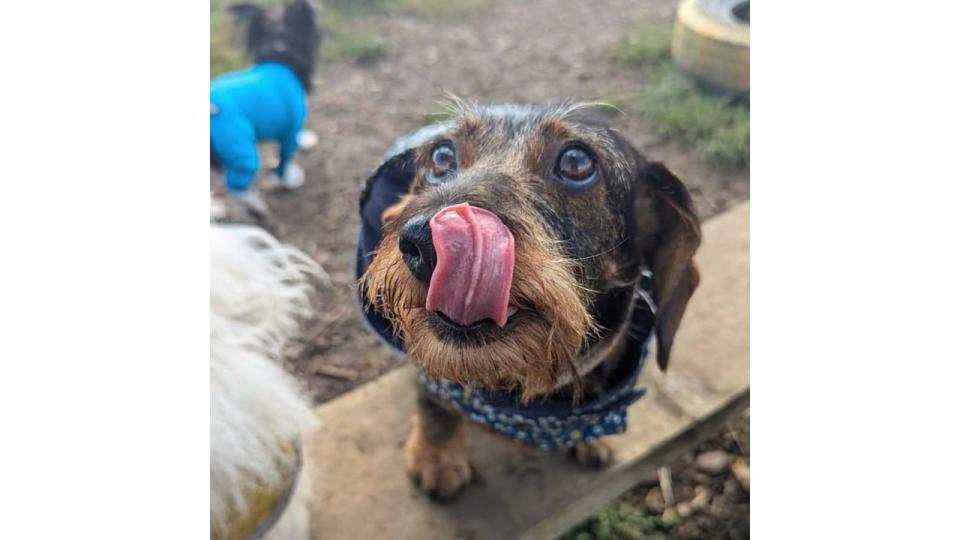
[244,0,749,402]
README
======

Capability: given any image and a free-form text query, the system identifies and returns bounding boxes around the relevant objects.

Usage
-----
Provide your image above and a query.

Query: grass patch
[319,9,388,64]
[325,0,489,18]
[210,0,387,71]
[394,0,490,19]
[611,23,673,68]
[211,0,284,77]
[562,503,668,540]
[609,21,749,168]
[212,0,490,73]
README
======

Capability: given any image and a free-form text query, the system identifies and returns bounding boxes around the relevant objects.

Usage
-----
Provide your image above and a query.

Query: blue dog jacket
[356,125,655,450]
[210,62,307,192]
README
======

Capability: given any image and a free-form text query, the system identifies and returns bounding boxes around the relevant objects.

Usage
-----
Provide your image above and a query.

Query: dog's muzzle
[412,203,516,329]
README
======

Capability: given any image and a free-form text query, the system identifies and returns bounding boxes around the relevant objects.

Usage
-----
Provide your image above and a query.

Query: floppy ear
[642,162,701,371]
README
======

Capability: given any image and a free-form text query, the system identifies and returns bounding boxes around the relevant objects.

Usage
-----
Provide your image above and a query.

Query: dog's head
[361,102,700,401]
[228,0,322,92]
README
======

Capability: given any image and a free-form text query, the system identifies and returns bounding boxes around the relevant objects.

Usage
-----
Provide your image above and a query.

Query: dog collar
[415,287,654,450]
[356,125,655,449]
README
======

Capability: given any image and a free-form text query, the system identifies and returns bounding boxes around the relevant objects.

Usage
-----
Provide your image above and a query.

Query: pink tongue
[426,203,515,327]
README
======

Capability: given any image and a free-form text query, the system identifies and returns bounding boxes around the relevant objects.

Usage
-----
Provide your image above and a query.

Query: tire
[671,0,750,94]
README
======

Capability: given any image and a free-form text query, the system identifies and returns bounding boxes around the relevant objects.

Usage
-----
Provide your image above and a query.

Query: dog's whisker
[564,238,629,262]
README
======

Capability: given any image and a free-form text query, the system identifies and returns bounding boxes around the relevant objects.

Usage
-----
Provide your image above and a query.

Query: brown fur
[361,101,701,498]
[573,439,615,468]
[405,392,472,500]
[364,223,593,401]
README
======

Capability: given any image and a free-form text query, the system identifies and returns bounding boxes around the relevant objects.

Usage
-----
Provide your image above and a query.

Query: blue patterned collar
[414,287,654,450]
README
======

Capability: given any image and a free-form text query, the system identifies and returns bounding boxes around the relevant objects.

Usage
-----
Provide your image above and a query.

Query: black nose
[398,214,436,284]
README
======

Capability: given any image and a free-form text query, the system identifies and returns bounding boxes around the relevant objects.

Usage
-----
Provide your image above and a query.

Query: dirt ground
[215,0,749,536]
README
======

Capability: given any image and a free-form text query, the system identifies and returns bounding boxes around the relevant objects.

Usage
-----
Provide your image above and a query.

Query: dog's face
[362,103,700,401]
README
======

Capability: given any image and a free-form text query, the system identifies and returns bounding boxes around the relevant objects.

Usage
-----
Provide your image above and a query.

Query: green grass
[323,0,492,60]
[319,9,388,64]
[325,0,489,18]
[393,0,490,19]
[562,503,669,540]
[211,0,490,74]
[609,21,749,168]
[611,23,673,68]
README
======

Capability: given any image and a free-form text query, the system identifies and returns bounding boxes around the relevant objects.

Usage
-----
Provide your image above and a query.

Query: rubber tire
[671,0,750,94]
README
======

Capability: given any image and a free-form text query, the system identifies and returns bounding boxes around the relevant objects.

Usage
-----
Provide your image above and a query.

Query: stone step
[308,202,750,540]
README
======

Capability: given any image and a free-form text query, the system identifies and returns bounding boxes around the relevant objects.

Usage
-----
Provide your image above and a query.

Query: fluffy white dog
[210,223,325,540]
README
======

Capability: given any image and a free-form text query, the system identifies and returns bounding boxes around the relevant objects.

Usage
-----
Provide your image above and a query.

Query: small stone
[691,486,712,510]
[692,471,714,485]
[645,487,665,514]
[723,478,740,496]
[695,450,731,475]
[677,502,693,518]
[732,458,750,491]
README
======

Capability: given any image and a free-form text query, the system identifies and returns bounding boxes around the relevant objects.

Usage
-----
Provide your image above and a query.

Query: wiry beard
[361,229,596,402]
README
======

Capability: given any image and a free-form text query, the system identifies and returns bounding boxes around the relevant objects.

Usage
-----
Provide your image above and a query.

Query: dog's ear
[228,3,270,57]
[228,3,265,20]
[282,0,322,57]
[640,162,701,371]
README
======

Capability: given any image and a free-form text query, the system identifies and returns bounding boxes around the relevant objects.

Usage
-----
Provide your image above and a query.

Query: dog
[358,102,701,499]
[210,223,325,539]
[211,0,322,216]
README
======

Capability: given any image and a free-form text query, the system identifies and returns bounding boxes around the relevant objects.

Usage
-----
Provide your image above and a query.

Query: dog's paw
[404,423,471,501]
[274,162,305,190]
[572,439,615,468]
[297,129,319,150]
[229,190,269,219]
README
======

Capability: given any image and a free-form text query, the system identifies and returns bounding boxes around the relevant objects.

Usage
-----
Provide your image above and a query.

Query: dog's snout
[398,214,436,284]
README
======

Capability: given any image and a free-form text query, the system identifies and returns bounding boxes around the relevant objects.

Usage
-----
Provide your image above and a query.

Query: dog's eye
[427,143,457,184]
[556,146,597,185]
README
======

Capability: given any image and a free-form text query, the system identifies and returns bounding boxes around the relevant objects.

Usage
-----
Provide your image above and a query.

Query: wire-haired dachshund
[358,101,701,499]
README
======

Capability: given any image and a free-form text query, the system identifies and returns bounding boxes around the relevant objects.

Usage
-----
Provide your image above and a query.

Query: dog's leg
[572,438,615,468]
[405,386,472,501]
[273,130,305,189]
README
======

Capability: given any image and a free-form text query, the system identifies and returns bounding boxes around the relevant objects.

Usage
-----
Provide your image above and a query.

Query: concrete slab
[308,202,750,540]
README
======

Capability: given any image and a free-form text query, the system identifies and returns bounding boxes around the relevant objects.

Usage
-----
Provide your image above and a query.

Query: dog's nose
[398,214,436,284]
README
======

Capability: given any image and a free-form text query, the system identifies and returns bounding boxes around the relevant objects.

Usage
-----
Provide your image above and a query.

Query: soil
[213,0,749,537]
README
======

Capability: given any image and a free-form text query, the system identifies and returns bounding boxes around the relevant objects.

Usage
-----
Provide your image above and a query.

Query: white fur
[210,224,322,539]
[210,193,228,221]
[272,162,306,190]
[230,190,270,216]
[297,129,319,150]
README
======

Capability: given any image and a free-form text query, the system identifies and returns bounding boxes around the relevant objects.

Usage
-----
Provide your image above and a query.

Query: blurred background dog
[210,0,322,218]
[210,223,326,539]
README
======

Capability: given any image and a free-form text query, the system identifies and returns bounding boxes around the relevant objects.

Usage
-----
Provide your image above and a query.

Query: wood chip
[658,466,675,508]
[314,364,360,381]
[691,486,712,510]
[731,458,750,491]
